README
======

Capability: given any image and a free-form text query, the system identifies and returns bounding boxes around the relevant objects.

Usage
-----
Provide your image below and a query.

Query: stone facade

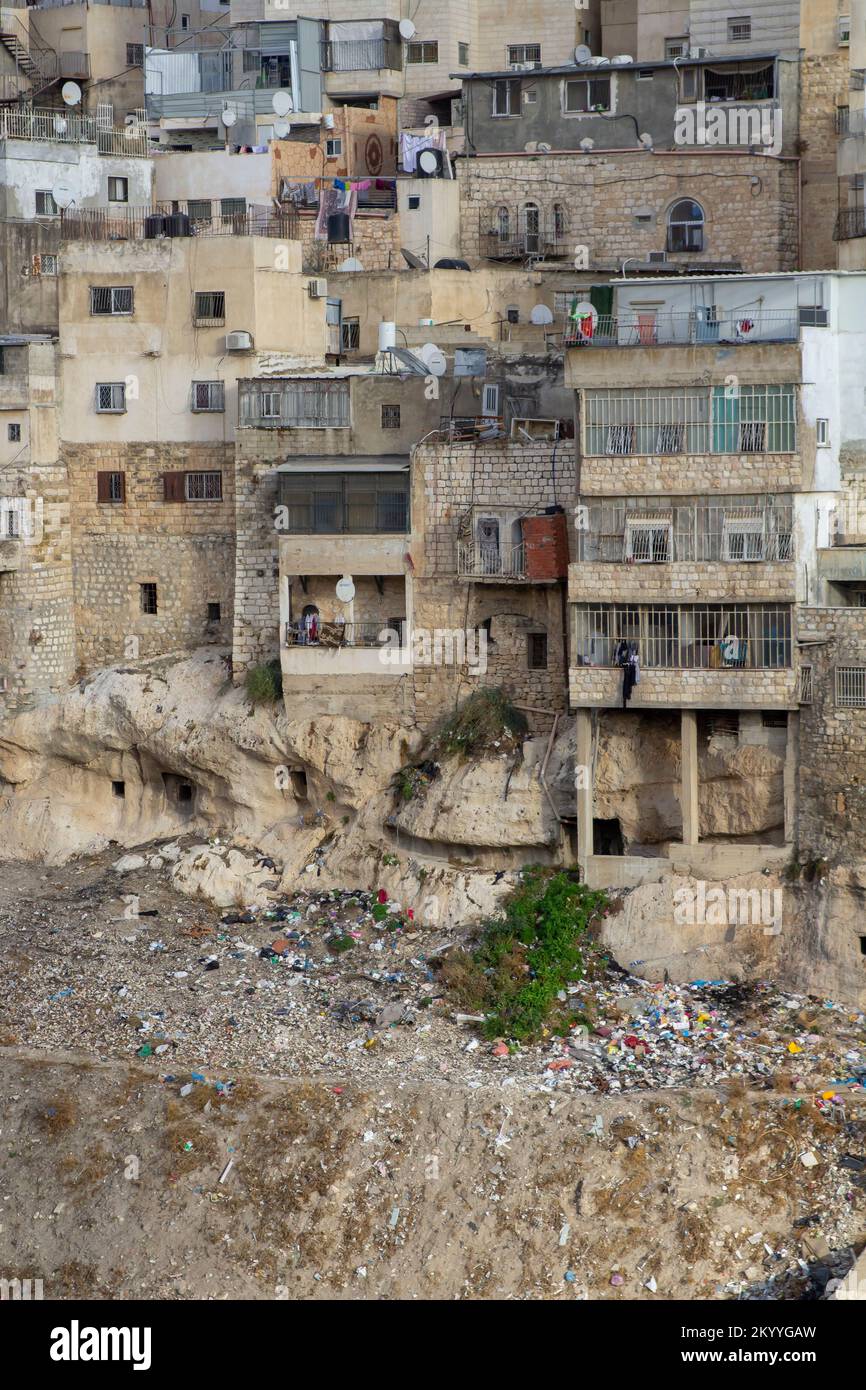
[796,606,866,860]
[569,665,799,710]
[799,53,849,272]
[569,560,797,603]
[298,212,402,274]
[579,452,803,496]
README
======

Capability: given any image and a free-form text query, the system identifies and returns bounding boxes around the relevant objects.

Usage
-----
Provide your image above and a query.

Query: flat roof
[617,270,854,285]
[453,53,782,82]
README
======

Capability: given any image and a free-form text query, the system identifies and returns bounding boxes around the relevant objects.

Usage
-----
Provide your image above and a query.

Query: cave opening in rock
[593,817,624,856]
[112,780,125,798]
[162,773,196,814]
[290,769,308,801]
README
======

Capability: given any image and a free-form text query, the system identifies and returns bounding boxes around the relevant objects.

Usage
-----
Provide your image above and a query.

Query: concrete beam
[681,708,699,846]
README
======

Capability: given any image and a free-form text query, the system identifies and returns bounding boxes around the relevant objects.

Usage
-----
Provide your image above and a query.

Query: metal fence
[285,621,401,648]
[572,603,793,669]
[61,204,300,241]
[0,106,148,155]
[583,385,797,456]
[320,39,402,71]
[458,540,526,578]
[564,309,799,348]
[576,499,794,563]
[240,380,351,429]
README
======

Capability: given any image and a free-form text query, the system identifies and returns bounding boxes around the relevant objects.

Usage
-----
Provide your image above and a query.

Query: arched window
[667,199,704,252]
[521,201,541,253]
[496,206,510,243]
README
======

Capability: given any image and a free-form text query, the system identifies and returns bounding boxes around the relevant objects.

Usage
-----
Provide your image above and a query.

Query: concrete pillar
[575,707,593,877]
[681,709,699,846]
[784,710,799,844]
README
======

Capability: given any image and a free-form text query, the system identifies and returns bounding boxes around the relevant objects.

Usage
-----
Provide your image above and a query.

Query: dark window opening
[290,769,308,800]
[112,780,125,798]
[207,602,221,623]
[860,935,866,956]
[140,582,157,614]
[593,817,624,856]
[162,772,195,811]
[761,711,788,729]
[8,423,21,443]
[381,403,401,429]
[527,632,548,669]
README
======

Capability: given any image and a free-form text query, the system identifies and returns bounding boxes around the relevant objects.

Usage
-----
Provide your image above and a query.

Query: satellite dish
[61,81,81,106]
[419,342,447,377]
[537,141,552,154]
[221,106,237,128]
[574,44,592,64]
[335,575,355,603]
[401,247,428,271]
[272,90,293,117]
[53,115,68,135]
[398,18,416,39]
[530,304,554,325]
[580,137,595,152]
[639,131,654,149]
[52,184,74,209]
[274,119,291,138]
[418,148,440,175]
[338,257,364,271]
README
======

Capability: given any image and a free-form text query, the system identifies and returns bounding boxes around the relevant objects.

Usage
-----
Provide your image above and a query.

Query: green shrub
[423,687,528,761]
[245,660,283,704]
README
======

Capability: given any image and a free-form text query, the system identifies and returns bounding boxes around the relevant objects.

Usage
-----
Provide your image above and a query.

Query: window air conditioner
[225,331,253,351]
[308,278,328,298]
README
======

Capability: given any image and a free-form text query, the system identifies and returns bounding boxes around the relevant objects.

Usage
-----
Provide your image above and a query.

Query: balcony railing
[60,204,300,241]
[458,540,526,579]
[320,38,402,72]
[565,309,800,349]
[480,226,569,261]
[438,415,505,440]
[572,603,792,670]
[0,106,147,154]
[576,501,794,563]
[285,620,403,648]
[834,208,866,241]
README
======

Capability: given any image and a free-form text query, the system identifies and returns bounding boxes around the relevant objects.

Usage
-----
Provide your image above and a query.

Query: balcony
[320,38,402,73]
[564,309,800,349]
[0,106,148,155]
[61,203,300,241]
[479,219,569,262]
[835,208,866,242]
[458,540,526,580]
[59,51,91,80]
[240,380,351,430]
[457,507,569,582]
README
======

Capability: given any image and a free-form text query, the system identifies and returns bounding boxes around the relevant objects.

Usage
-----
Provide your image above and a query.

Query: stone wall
[799,53,849,273]
[579,452,802,496]
[458,152,800,274]
[569,560,797,603]
[232,432,282,677]
[66,442,235,672]
[796,606,866,861]
[569,665,798,710]
[298,211,402,273]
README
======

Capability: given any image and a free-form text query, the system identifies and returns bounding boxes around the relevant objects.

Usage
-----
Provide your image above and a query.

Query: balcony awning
[276,456,409,472]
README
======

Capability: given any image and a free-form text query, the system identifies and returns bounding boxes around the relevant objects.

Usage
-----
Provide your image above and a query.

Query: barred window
[191,381,225,412]
[91,286,134,315]
[573,604,792,669]
[187,200,212,224]
[8,423,21,442]
[126,43,144,65]
[584,385,796,457]
[194,291,225,324]
[95,382,126,412]
[140,582,157,614]
[381,403,401,429]
[277,470,409,534]
[508,44,541,66]
[185,471,223,501]
[578,498,794,564]
[727,16,752,41]
[407,41,438,63]
[220,198,246,220]
[835,666,866,707]
[341,317,360,352]
[240,379,351,428]
[799,665,813,705]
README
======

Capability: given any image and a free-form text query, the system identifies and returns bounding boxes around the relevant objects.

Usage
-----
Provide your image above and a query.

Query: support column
[784,710,799,845]
[681,709,699,846]
[575,707,593,877]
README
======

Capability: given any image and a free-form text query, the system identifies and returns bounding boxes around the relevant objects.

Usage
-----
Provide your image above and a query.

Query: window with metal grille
[798,665,813,704]
[665,39,687,59]
[739,421,766,453]
[625,516,672,563]
[573,604,792,669]
[240,380,351,428]
[799,306,828,327]
[493,79,521,115]
[8,423,21,442]
[722,513,764,561]
[407,41,438,63]
[3,502,20,537]
[527,632,548,669]
[185,472,223,501]
[278,471,409,533]
[656,423,685,454]
[126,43,144,65]
[140,582,158,614]
[565,77,611,113]
[39,254,58,275]
[220,198,246,220]
[187,200,212,224]
[90,286,133,315]
[97,471,125,503]
[108,177,128,203]
[194,291,225,324]
[836,666,866,707]
[95,382,126,413]
[458,42,469,66]
[191,381,225,412]
[381,403,401,429]
[727,17,752,41]
[341,317,360,352]
[585,386,796,457]
[507,44,541,67]
[35,190,58,216]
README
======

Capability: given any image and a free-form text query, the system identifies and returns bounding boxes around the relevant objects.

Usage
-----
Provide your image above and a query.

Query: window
[194,291,225,324]
[126,43,144,65]
[95,383,126,413]
[181,13,190,29]
[799,665,812,704]
[564,77,611,113]
[799,306,828,327]
[3,501,20,537]
[35,190,58,216]
[722,513,765,560]
[507,44,541,68]
[482,383,500,416]
[625,516,672,563]
[325,137,342,157]
[704,63,774,102]
[140,582,158,614]
[278,470,409,534]
[112,780,126,797]
[585,385,796,457]
[108,177,128,203]
[35,253,58,275]
[727,16,752,42]
[527,633,548,669]
[493,78,521,116]
[187,200,212,224]
[665,39,687,59]
[97,470,125,503]
[407,41,438,64]
[816,418,830,446]
[240,379,351,427]
[8,423,21,442]
[840,15,851,45]
[408,194,420,210]
[185,471,223,501]
[220,198,246,220]
[381,403,401,429]
[667,199,704,253]
[260,391,281,419]
[341,317,360,352]
[836,667,866,707]
[524,87,537,104]
[497,207,510,242]
[458,42,469,66]
[90,286,133,315]
[207,602,221,623]
[191,381,225,412]
[637,69,654,81]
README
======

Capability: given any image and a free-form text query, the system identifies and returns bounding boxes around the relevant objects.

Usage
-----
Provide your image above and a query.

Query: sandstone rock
[113,854,147,874]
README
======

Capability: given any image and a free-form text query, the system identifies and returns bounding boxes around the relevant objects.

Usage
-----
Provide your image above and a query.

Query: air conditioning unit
[225,330,253,351]
[648,252,668,264]
[690,46,708,59]
[308,277,328,299]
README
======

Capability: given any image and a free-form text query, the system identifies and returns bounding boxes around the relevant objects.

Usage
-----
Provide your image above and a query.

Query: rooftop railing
[0,106,148,154]
[564,309,801,348]
[60,203,300,241]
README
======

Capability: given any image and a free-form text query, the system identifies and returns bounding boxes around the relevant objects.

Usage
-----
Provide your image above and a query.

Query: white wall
[0,141,154,218]
[154,149,271,204]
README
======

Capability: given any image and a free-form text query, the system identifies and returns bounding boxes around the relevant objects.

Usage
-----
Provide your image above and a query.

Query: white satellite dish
[335,575,355,603]
[221,106,237,128]
[530,304,554,325]
[272,90,293,117]
[61,81,81,106]
[398,18,416,39]
[419,342,447,376]
[537,141,552,154]
[580,137,595,152]
[338,257,364,271]
[274,119,291,138]
[574,44,592,65]
[418,148,440,175]
[51,184,74,209]
[53,115,68,135]
[639,131,654,149]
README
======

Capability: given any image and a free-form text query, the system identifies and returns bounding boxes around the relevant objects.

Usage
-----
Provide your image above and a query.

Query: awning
[277,456,409,472]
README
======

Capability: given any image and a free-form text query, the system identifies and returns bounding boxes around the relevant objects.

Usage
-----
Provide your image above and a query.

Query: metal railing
[438,415,505,440]
[835,208,866,241]
[576,500,795,563]
[241,380,351,428]
[320,38,402,72]
[798,664,813,705]
[60,204,300,241]
[285,620,402,648]
[583,385,797,457]
[572,603,793,670]
[458,540,526,578]
[565,309,800,348]
[0,105,147,153]
[480,227,570,260]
